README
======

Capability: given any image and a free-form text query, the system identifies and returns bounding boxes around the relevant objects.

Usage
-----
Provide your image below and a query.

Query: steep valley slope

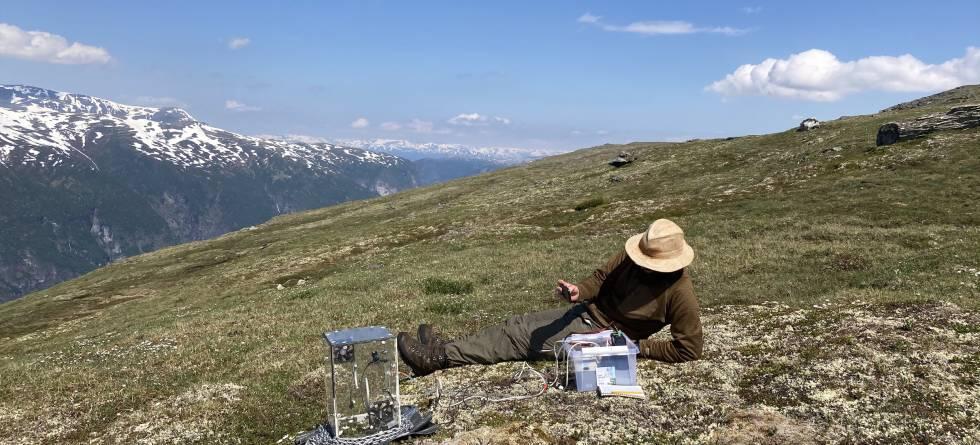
[0,85,417,302]
[0,86,978,444]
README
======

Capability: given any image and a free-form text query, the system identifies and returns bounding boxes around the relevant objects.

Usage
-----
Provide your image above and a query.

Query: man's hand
[554,280,580,302]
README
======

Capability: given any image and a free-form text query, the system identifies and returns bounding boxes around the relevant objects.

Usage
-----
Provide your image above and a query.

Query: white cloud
[605,21,746,36]
[448,113,482,125]
[578,13,601,24]
[134,96,185,108]
[741,6,763,14]
[0,22,111,64]
[406,119,435,133]
[447,112,512,126]
[570,129,611,136]
[578,14,747,36]
[350,117,369,129]
[225,100,261,112]
[380,118,452,134]
[228,37,250,50]
[706,47,980,101]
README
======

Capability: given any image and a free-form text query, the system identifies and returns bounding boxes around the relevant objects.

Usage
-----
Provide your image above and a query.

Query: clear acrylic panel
[324,327,400,437]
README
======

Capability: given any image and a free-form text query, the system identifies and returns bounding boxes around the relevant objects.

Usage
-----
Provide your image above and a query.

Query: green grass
[421,277,475,295]
[1,87,979,443]
[573,196,606,211]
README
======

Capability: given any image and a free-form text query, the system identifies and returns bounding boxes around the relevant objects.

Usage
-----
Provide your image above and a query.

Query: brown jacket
[576,250,703,362]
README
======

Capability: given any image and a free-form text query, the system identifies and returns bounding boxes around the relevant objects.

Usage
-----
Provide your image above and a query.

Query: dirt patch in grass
[711,408,819,445]
[288,368,326,402]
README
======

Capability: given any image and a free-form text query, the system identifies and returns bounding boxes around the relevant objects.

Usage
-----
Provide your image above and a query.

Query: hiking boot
[398,332,449,377]
[417,324,449,346]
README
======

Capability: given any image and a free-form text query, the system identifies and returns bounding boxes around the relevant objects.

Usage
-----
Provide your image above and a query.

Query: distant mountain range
[332,138,555,164]
[259,134,553,164]
[258,136,561,187]
[0,85,420,301]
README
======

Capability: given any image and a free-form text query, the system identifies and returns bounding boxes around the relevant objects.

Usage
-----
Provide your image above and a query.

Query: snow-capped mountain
[0,85,418,302]
[263,134,554,164]
[0,85,402,173]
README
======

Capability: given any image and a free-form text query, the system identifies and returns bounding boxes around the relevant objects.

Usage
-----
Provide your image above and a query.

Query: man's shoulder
[669,269,696,297]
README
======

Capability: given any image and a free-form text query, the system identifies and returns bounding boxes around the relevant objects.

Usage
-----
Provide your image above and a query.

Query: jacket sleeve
[574,250,627,302]
[638,280,703,362]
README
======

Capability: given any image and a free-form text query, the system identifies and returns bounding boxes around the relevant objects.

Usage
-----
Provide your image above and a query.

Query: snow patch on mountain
[0,85,404,173]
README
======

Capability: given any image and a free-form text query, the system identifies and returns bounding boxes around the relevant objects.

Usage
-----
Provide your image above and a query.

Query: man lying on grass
[398,219,703,376]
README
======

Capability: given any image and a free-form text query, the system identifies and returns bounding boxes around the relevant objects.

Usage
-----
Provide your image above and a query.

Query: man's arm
[573,250,628,302]
[638,280,703,362]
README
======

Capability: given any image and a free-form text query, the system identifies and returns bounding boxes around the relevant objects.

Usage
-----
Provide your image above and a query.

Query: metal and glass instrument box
[323,326,401,437]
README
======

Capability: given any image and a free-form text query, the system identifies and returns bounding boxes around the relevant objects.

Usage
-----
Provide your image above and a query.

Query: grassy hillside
[1,87,979,444]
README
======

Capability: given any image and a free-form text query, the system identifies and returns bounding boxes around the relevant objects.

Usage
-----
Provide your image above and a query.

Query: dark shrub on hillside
[421,277,474,295]
[574,196,606,211]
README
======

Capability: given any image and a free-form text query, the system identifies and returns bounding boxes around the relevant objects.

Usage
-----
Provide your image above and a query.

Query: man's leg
[444,304,597,366]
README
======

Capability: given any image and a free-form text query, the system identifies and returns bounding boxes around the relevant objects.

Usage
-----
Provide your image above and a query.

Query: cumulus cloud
[570,129,611,136]
[577,13,601,24]
[225,100,261,112]
[0,22,111,64]
[228,37,250,49]
[578,14,747,36]
[350,117,369,129]
[706,47,980,101]
[447,113,511,126]
[406,119,436,133]
[379,119,452,134]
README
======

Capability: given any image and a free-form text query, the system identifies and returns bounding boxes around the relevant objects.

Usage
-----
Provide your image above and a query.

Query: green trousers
[444,304,600,365]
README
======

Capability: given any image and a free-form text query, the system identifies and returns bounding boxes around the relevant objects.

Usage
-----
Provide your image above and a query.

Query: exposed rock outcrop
[608,152,635,168]
[797,118,820,131]
[880,84,980,112]
[876,104,980,146]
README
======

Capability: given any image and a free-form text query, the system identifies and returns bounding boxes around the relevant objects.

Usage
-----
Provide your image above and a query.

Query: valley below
[0,85,517,302]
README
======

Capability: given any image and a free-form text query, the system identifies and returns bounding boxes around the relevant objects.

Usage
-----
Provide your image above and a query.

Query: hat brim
[624,232,695,273]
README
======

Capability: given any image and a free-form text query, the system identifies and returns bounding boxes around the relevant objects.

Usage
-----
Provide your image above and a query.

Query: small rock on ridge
[608,152,635,168]
[797,118,821,132]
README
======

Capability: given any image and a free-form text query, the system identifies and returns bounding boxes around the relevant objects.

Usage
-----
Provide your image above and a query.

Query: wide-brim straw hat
[625,219,695,272]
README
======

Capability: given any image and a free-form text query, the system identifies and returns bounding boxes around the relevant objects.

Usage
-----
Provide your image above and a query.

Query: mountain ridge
[0,84,419,302]
[0,84,407,174]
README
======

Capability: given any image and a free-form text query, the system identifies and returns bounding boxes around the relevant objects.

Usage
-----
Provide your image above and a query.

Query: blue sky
[2,1,979,152]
